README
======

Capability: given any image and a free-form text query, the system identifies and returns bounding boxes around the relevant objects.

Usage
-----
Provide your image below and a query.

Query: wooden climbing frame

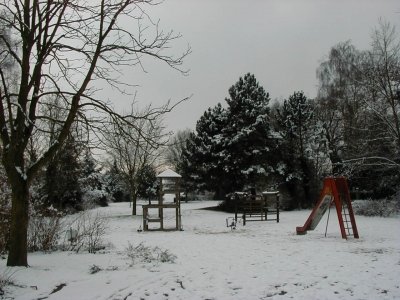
[142,169,182,231]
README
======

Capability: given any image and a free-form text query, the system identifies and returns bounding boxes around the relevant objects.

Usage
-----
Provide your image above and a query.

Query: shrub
[125,242,177,266]
[89,264,102,274]
[63,211,108,253]
[0,269,15,296]
[28,205,63,252]
[158,249,177,263]
[352,199,399,217]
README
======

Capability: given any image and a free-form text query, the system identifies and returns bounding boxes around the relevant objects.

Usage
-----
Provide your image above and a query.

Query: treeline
[0,132,159,213]
[0,126,162,253]
[167,21,400,209]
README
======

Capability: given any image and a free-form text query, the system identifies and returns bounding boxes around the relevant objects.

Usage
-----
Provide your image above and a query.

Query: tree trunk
[214,186,227,200]
[7,180,29,267]
[300,158,312,208]
[131,193,137,215]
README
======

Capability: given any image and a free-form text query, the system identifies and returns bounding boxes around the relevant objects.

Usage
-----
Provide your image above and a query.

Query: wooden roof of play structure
[157,169,182,178]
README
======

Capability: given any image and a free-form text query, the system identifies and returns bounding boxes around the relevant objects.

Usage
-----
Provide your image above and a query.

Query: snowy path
[1,201,399,299]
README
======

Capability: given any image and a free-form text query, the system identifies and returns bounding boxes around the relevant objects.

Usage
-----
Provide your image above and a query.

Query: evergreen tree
[193,103,230,198]
[136,164,158,200]
[81,150,97,178]
[79,150,110,207]
[183,73,277,199]
[103,161,130,203]
[43,136,83,211]
[223,73,275,191]
[179,132,203,199]
[275,91,318,208]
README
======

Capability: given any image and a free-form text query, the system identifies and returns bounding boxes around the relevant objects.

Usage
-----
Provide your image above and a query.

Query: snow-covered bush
[392,191,400,211]
[80,170,113,208]
[28,205,63,252]
[88,264,102,274]
[125,242,176,266]
[158,248,177,263]
[352,199,400,217]
[81,187,111,209]
[0,269,15,296]
[2,170,64,253]
[63,211,108,253]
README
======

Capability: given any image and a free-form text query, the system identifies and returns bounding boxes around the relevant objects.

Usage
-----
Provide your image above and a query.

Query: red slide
[296,177,359,239]
[296,179,333,235]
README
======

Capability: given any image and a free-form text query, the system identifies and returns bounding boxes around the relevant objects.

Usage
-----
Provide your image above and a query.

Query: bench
[234,191,279,225]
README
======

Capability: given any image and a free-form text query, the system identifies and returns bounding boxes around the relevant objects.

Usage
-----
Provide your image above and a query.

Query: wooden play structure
[234,190,280,225]
[142,169,182,231]
[296,177,359,239]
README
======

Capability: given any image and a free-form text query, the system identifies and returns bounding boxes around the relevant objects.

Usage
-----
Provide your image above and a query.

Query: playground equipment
[296,177,359,239]
[234,190,280,225]
[226,217,237,230]
[142,169,182,231]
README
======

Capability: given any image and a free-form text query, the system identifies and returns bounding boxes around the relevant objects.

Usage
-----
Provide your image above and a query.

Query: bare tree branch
[0,0,189,266]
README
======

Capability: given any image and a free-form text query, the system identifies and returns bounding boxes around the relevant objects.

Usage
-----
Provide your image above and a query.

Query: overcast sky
[109,0,400,133]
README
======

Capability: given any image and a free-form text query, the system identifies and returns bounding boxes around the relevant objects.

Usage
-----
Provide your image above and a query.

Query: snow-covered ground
[1,201,399,300]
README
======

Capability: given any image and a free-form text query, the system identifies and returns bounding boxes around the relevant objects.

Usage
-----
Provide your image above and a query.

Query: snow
[157,169,182,178]
[1,201,400,299]
[15,166,27,181]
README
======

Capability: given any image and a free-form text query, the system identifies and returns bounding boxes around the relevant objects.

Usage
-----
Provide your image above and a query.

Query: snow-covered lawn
[1,201,399,300]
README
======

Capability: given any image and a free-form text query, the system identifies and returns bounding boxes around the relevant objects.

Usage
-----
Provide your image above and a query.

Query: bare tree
[104,105,168,215]
[316,41,366,173]
[164,129,192,171]
[0,1,189,266]
[363,20,400,152]
[315,21,400,198]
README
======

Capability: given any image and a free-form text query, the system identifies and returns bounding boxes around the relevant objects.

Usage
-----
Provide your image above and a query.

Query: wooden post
[276,193,280,223]
[143,206,148,231]
[158,177,162,217]
[263,194,267,221]
[234,193,238,222]
[177,178,182,230]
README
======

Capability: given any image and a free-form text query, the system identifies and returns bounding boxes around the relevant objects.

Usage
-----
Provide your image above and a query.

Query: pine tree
[223,73,275,191]
[136,164,158,200]
[79,150,111,207]
[179,132,202,199]
[275,91,317,208]
[103,161,130,202]
[195,103,231,197]
[43,136,83,211]
[183,73,277,199]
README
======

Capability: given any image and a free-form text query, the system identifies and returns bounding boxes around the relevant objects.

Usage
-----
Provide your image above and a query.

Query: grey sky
[109,0,400,133]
